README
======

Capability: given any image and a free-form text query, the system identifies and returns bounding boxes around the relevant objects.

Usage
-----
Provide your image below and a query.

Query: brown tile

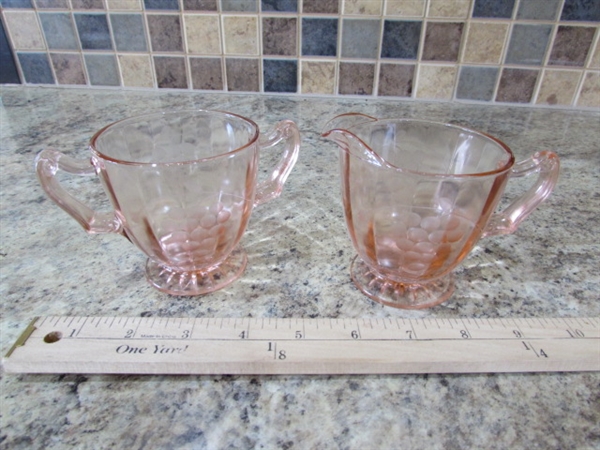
[549,26,596,67]
[344,0,383,15]
[301,60,336,94]
[422,22,463,62]
[190,57,223,90]
[496,68,539,103]
[303,0,338,14]
[385,0,425,16]
[147,15,183,52]
[339,62,374,95]
[154,56,188,89]
[378,63,414,97]
[262,17,297,56]
[535,69,580,106]
[51,53,86,85]
[226,58,259,91]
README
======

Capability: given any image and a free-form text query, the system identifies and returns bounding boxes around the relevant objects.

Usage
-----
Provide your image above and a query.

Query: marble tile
[300,60,335,94]
[262,17,297,56]
[264,59,297,92]
[110,14,147,52]
[84,53,120,85]
[302,0,338,14]
[535,69,580,106]
[223,16,258,55]
[577,71,600,107]
[496,68,538,103]
[261,0,297,12]
[338,62,374,95]
[50,52,86,85]
[473,0,515,18]
[343,0,382,16]
[147,15,183,52]
[118,53,154,87]
[72,0,105,9]
[561,0,600,21]
[74,13,113,50]
[185,15,221,54]
[427,0,470,18]
[3,11,45,50]
[183,0,218,10]
[225,57,259,91]
[381,20,421,60]
[341,19,380,59]
[0,0,33,7]
[0,21,20,83]
[590,40,600,68]
[144,0,179,10]
[456,65,498,101]
[505,24,552,66]
[415,64,456,99]
[190,57,223,89]
[516,0,560,20]
[378,63,414,96]
[302,18,337,57]
[385,0,425,17]
[35,0,69,8]
[549,26,596,67]
[40,13,79,50]
[422,22,463,62]
[154,55,188,88]
[106,0,142,9]
[221,0,257,12]
[18,52,53,83]
[463,22,508,64]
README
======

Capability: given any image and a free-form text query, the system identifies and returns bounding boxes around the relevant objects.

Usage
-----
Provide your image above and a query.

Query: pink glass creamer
[323,113,560,309]
[36,110,300,295]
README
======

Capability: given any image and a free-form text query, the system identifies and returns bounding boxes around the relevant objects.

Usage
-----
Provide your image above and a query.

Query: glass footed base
[145,247,247,296]
[350,256,454,309]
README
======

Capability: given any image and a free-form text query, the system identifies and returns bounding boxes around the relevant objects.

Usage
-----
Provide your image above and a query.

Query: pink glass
[36,110,300,296]
[323,113,560,309]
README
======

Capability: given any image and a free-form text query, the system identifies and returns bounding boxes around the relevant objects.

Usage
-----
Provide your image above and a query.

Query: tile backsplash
[1,0,599,109]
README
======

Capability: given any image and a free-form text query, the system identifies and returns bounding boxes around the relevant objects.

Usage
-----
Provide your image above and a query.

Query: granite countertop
[1,86,598,449]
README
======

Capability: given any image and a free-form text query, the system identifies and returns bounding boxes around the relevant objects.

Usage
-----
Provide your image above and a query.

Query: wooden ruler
[2,316,599,375]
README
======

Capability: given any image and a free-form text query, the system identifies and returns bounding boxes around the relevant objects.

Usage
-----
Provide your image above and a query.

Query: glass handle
[254,120,300,206]
[35,149,122,234]
[484,151,560,237]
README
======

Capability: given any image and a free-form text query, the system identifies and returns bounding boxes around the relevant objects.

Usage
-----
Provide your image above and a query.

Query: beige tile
[463,22,508,65]
[301,61,336,94]
[3,11,46,50]
[344,0,383,15]
[385,0,425,16]
[428,0,470,18]
[106,0,142,9]
[536,70,581,106]
[185,15,221,54]
[589,39,600,69]
[118,54,154,88]
[577,71,600,108]
[222,16,258,55]
[416,64,457,100]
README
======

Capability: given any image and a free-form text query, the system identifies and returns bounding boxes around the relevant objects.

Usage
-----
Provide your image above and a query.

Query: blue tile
[74,14,113,50]
[110,14,147,51]
[561,0,600,21]
[302,18,338,57]
[263,59,297,92]
[0,20,21,83]
[84,54,120,86]
[261,0,297,12]
[456,66,498,101]
[505,24,552,65]
[221,0,257,11]
[472,0,515,18]
[144,0,179,9]
[18,53,54,84]
[381,20,421,60]
[516,0,560,20]
[0,0,33,7]
[40,13,79,50]
[342,19,380,58]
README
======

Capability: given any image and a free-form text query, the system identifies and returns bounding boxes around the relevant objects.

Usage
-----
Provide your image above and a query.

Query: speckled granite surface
[1,87,598,449]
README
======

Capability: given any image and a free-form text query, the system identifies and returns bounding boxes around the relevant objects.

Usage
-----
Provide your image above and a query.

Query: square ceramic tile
[338,62,374,95]
[185,15,221,54]
[40,13,79,50]
[85,53,120,85]
[549,26,596,67]
[535,69,580,105]
[183,0,217,10]
[190,57,223,89]
[302,0,338,14]
[221,0,257,12]
[472,0,515,18]
[381,20,421,59]
[427,0,470,18]
[4,11,45,50]
[225,58,259,91]
[262,0,297,12]
[590,40,600,68]
[344,0,382,16]
[561,0,600,21]
[378,63,414,96]
[147,15,183,52]
[516,0,560,20]
[496,68,538,103]
[1,0,33,7]
[72,0,105,9]
[144,0,179,10]
[505,24,552,66]
[415,64,456,99]
[341,19,380,59]
[456,66,498,101]
[577,71,600,108]
[111,14,147,51]
[118,53,154,87]
[462,22,508,64]
[301,60,335,94]
[18,52,54,83]
[422,22,463,62]
[385,0,425,17]
[36,0,69,8]
[264,59,297,92]
[154,55,188,88]
[0,21,20,83]
[74,13,113,50]
[50,53,86,85]
[262,17,297,56]
[302,18,337,57]
[223,16,258,55]
[107,0,142,9]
